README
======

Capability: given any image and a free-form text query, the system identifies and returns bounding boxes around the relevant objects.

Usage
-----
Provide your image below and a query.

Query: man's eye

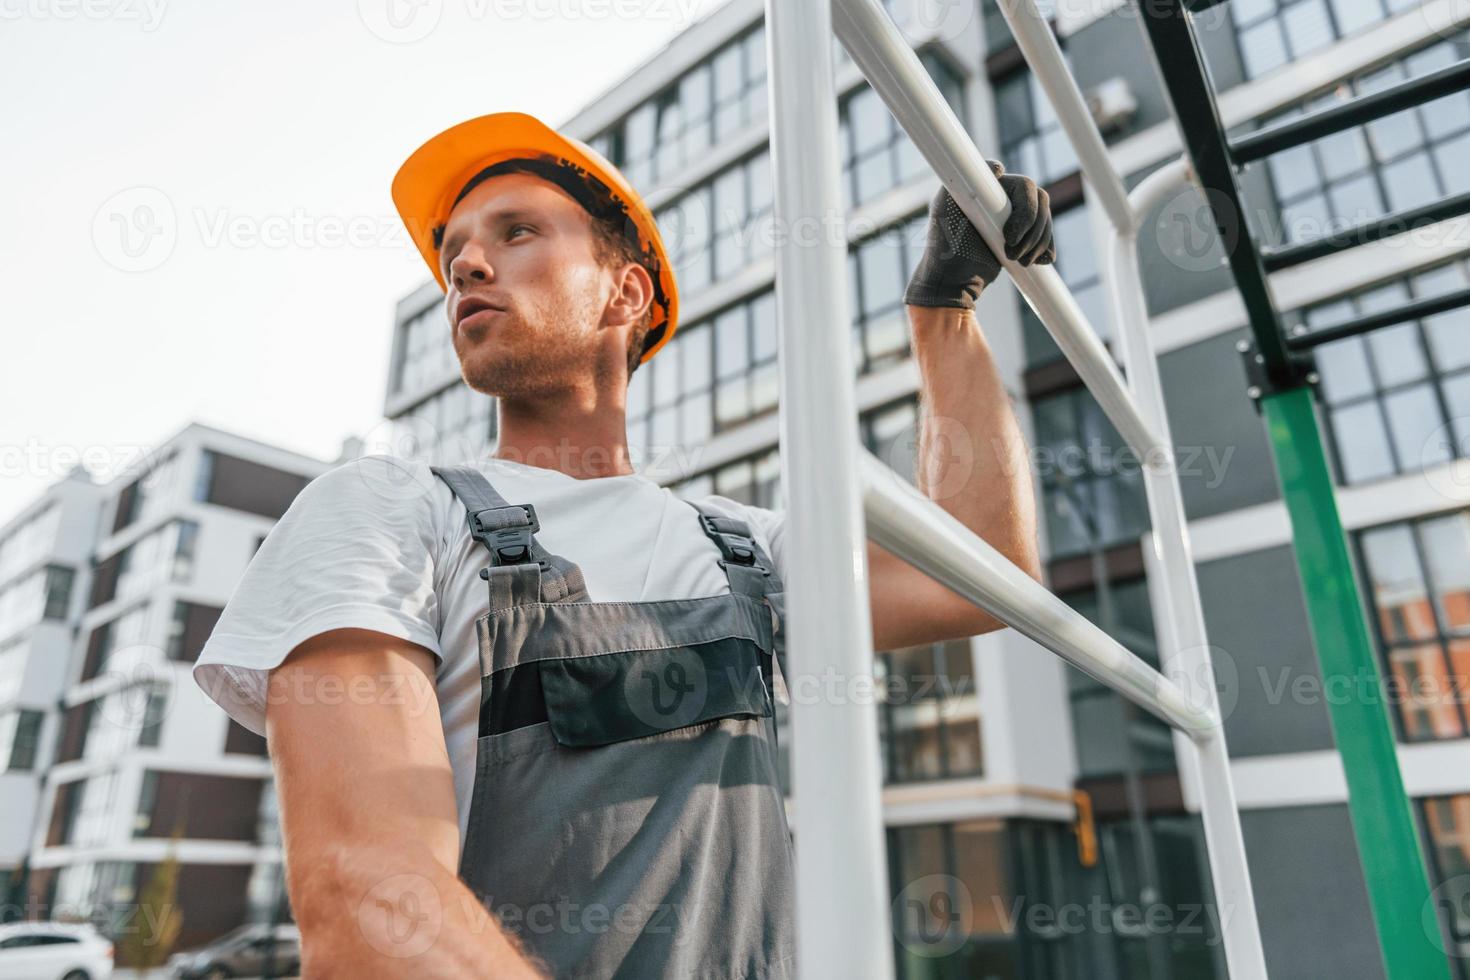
[508,224,532,239]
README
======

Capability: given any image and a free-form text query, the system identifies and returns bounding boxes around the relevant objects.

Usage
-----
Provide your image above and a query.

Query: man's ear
[606,261,655,329]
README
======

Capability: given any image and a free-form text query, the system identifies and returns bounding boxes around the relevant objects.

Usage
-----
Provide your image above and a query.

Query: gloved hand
[903,160,1056,311]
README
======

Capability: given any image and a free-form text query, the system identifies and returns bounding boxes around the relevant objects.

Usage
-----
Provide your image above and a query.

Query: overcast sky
[1,0,721,525]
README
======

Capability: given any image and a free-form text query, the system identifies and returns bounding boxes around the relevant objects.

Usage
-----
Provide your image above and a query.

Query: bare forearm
[908,305,1041,581]
[293,839,548,979]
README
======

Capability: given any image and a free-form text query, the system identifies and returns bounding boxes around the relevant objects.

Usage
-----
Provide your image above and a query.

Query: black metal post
[1135,0,1305,393]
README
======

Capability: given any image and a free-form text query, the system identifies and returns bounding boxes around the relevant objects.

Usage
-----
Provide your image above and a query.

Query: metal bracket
[1236,337,1319,414]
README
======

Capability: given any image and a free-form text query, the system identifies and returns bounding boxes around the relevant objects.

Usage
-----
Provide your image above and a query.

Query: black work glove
[903,160,1056,311]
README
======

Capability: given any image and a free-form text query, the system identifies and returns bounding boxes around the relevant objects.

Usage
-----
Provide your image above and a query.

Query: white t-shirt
[192,454,787,845]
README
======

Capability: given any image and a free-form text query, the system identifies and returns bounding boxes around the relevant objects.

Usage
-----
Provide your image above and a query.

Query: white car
[0,922,113,980]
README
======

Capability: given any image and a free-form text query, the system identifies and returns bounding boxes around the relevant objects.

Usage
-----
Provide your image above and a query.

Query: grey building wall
[1159,327,1282,519]
[1195,545,1336,757]
[1239,804,1385,980]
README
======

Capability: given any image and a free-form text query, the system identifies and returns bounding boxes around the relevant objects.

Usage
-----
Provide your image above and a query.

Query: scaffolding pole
[761,0,1269,975]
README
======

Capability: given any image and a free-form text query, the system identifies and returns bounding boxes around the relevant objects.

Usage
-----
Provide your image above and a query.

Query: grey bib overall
[431,465,797,979]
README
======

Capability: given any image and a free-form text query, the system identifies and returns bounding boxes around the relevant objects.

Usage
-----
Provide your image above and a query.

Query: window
[848,215,934,375]
[1021,203,1109,367]
[397,382,497,464]
[117,450,183,531]
[1063,580,1176,778]
[138,684,168,748]
[837,52,965,210]
[1030,387,1149,559]
[42,565,74,621]
[1422,793,1470,971]
[995,64,1079,188]
[1224,0,1421,81]
[393,303,457,395]
[654,151,774,294]
[166,601,224,663]
[83,603,150,682]
[0,569,49,645]
[1290,258,1470,484]
[0,709,43,771]
[1358,510,1470,741]
[0,503,59,583]
[1255,33,1470,248]
[981,0,1057,56]
[886,820,1020,976]
[877,639,983,783]
[133,770,158,838]
[628,320,716,465]
[600,25,767,192]
[110,520,201,604]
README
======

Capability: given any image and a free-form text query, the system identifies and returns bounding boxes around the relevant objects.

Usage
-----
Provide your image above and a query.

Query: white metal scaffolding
[766,0,1268,976]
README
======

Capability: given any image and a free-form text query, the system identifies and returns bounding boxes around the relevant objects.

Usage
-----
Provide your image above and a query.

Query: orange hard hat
[391,111,679,365]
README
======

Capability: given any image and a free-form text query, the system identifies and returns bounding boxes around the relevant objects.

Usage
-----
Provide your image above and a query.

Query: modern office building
[382,0,1470,977]
[21,424,328,955]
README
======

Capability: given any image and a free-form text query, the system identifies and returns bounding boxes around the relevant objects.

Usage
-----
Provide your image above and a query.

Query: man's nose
[450,244,493,290]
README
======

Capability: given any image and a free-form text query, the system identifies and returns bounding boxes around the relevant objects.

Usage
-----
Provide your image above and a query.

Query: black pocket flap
[539,637,772,748]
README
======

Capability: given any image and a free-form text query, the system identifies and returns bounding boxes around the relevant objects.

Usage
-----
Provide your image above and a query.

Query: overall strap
[430,465,590,607]
[687,500,782,600]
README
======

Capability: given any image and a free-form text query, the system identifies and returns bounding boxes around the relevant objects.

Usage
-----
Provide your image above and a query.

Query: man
[193,110,1051,978]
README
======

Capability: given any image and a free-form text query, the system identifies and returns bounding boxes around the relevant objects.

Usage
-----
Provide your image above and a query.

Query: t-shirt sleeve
[192,454,446,737]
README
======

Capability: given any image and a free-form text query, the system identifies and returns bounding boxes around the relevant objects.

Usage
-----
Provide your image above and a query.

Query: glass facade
[1255,33,1470,248]
[995,64,1080,189]
[1423,793,1470,972]
[0,503,60,584]
[1062,580,1176,779]
[394,381,498,465]
[1225,0,1422,81]
[0,708,43,771]
[1289,258,1470,485]
[1358,508,1470,741]
[393,301,458,397]
[877,639,983,783]
[1029,386,1149,560]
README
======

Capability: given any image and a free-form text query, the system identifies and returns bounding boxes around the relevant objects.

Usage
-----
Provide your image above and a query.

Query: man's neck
[491,394,636,480]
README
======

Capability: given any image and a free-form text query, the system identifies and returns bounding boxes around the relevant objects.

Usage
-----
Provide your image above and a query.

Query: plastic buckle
[469,504,540,566]
[701,514,759,567]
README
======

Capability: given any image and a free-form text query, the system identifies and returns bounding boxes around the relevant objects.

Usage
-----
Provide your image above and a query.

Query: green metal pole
[1262,386,1452,980]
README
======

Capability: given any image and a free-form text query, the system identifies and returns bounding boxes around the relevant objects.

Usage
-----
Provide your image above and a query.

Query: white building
[23,424,329,952]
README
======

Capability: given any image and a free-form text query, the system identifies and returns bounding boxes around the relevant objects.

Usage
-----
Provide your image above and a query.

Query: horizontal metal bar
[858,452,1218,735]
[1262,189,1470,271]
[1287,284,1470,350]
[832,0,1166,458]
[1232,59,1470,163]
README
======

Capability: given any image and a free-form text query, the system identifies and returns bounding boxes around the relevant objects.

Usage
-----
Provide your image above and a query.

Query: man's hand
[903,162,1056,311]
[266,628,548,979]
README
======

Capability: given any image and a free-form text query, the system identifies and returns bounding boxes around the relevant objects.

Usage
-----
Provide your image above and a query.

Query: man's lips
[455,295,507,330]
[459,307,506,331]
